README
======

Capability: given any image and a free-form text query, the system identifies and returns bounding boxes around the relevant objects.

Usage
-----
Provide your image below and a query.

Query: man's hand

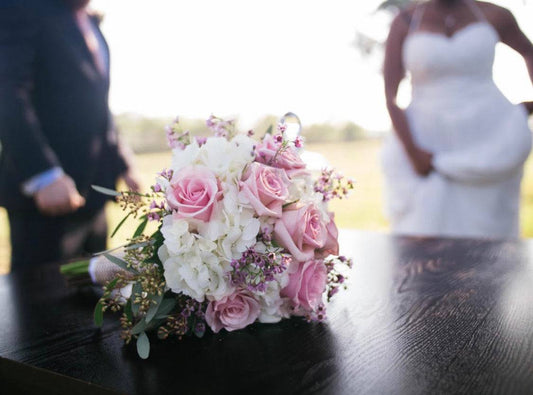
[34,175,85,216]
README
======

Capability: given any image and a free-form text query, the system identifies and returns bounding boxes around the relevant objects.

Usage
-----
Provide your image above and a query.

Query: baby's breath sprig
[324,255,353,302]
[206,114,236,139]
[228,247,290,293]
[314,168,355,202]
[268,133,290,167]
[166,117,193,149]
[157,297,207,340]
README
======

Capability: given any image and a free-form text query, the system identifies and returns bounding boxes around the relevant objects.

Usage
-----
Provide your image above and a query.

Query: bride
[382,0,533,238]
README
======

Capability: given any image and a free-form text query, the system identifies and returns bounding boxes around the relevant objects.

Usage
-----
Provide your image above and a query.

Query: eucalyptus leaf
[154,298,177,319]
[131,282,142,315]
[94,301,104,327]
[124,240,154,251]
[110,212,132,238]
[145,293,164,324]
[104,278,119,294]
[131,318,148,335]
[136,332,150,360]
[103,253,137,274]
[124,299,133,322]
[93,244,128,256]
[133,217,148,239]
[91,185,121,197]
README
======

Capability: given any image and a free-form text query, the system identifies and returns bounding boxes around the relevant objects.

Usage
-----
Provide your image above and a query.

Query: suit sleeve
[0,7,61,183]
[107,115,134,178]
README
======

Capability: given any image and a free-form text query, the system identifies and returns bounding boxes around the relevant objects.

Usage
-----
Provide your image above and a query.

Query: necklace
[444,14,456,30]
[436,0,462,35]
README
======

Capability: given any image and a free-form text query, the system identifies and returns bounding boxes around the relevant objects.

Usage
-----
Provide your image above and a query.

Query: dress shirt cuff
[88,256,99,284]
[21,167,65,197]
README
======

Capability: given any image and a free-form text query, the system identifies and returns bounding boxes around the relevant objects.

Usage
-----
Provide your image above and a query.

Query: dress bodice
[403,22,499,99]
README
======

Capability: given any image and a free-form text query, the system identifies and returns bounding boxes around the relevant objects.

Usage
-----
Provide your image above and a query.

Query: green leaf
[136,332,150,360]
[124,240,154,251]
[143,230,164,268]
[154,298,177,319]
[91,185,121,197]
[131,318,148,335]
[265,124,273,135]
[94,300,104,327]
[145,292,164,324]
[133,217,148,239]
[93,244,128,256]
[103,253,137,274]
[282,199,299,208]
[124,299,133,322]
[131,282,142,315]
[104,277,119,294]
[110,212,132,238]
[60,259,90,275]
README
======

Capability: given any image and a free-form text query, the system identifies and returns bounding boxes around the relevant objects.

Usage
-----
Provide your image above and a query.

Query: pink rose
[316,213,339,258]
[166,166,222,222]
[273,203,328,262]
[239,162,290,218]
[255,134,309,177]
[281,259,327,311]
[205,292,261,333]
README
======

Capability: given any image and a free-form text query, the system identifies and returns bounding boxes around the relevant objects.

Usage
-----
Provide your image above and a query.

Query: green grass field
[1,138,533,274]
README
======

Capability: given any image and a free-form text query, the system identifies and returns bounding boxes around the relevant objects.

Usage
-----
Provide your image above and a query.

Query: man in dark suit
[0,0,139,271]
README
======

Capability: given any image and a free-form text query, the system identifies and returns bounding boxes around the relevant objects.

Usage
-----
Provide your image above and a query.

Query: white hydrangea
[159,236,234,302]
[216,187,260,260]
[170,140,200,172]
[255,271,291,323]
[159,215,195,257]
[195,136,255,182]
[287,174,315,203]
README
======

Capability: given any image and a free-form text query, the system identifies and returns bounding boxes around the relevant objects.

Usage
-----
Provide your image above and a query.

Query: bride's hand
[407,146,433,176]
[521,101,533,115]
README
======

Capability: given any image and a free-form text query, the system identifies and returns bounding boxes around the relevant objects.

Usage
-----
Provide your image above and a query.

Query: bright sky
[91,0,532,132]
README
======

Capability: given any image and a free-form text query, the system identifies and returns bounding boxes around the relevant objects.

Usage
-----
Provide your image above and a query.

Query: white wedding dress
[382,0,532,239]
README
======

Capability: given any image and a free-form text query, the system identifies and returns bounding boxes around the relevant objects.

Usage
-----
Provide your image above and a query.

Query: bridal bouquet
[63,115,353,359]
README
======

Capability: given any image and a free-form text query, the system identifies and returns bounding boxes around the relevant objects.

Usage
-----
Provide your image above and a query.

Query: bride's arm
[384,12,433,176]
[491,4,533,115]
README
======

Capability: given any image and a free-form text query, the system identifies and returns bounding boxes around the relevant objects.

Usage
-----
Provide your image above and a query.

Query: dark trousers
[8,208,107,272]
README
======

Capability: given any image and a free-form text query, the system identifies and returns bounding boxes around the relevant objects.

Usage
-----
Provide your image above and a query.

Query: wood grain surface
[1,230,532,395]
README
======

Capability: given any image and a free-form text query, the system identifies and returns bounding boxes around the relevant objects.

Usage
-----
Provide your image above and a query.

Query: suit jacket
[0,0,130,212]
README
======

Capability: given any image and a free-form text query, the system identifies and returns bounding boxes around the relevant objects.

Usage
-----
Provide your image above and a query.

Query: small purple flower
[228,248,288,293]
[148,212,161,221]
[196,136,208,146]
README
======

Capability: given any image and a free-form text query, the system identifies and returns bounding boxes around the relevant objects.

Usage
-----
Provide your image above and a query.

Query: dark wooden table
[1,230,533,395]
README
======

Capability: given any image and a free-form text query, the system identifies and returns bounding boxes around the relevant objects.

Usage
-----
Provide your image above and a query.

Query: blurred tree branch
[353,0,412,57]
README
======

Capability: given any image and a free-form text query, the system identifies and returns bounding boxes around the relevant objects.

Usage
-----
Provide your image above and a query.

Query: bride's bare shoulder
[476,1,521,35]
[389,3,418,33]
[476,1,515,22]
